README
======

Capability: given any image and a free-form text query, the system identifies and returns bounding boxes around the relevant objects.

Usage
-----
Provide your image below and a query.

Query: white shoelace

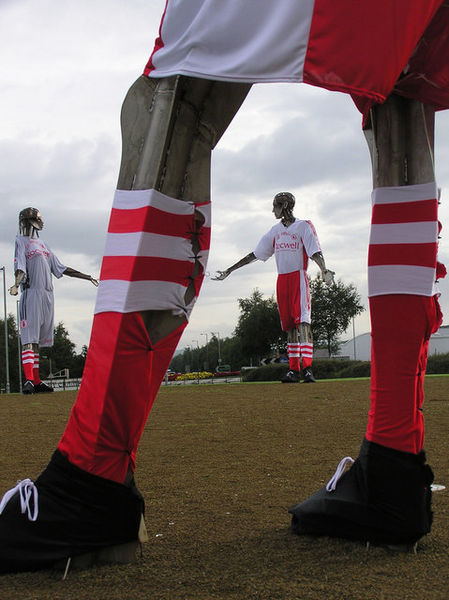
[325,456,355,492]
[0,479,39,522]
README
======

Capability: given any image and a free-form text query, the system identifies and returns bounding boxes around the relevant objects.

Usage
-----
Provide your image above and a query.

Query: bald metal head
[272,192,295,224]
[19,207,44,237]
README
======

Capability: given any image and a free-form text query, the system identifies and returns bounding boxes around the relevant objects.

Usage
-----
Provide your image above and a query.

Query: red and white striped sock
[21,349,35,382]
[287,343,300,372]
[33,352,41,385]
[58,189,211,483]
[300,343,313,368]
[366,182,444,453]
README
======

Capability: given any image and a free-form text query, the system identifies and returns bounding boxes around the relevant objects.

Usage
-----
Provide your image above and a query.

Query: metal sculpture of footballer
[213,191,334,383]
[9,208,98,395]
[0,0,447,574]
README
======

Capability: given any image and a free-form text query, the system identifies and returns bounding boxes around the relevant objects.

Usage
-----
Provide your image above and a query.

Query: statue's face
[31,211,44,231]
[19,208,44,236]
[272,199,285,219]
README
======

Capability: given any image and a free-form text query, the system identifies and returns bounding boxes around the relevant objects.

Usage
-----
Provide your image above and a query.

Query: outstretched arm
[63,267,99,287]
[311,252,335,285]
[9,270,25,296]
[212,252,257,281]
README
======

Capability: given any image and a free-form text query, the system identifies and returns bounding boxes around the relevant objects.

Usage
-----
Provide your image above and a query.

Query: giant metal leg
[58,75,250,483]
[289,95,442,545]
[0,75,250,573]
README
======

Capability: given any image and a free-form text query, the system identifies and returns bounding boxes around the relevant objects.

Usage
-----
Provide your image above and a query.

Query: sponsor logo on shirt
[275,232,300,251]
[26,245,50,259]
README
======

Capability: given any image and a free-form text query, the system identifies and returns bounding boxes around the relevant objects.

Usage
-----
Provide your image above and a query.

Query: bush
[426,352,449,374]
[242,353,449,382]
[241,359,369,382]
[311,359,353,379]
[336,361,371,378]
[176,371,214,381]
[243,364,288,382]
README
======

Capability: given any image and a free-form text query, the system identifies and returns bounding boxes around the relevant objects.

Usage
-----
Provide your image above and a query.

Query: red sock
[366,295,441,454]
[22,349,35,381]
[366,182,443,453]
[287,343,300,371]
[300,343,313,369]
[33,352,42,385]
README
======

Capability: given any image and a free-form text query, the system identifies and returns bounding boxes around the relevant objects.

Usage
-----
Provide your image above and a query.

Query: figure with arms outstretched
[10,207,98,394]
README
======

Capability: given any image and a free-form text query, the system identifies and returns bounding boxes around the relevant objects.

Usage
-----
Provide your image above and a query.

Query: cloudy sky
[2,0,449,353]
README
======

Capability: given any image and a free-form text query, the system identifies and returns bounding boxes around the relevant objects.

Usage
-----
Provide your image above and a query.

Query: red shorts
[276,270,311,331]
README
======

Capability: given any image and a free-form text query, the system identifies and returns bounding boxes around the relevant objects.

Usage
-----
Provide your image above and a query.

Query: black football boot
[289,438,433,546]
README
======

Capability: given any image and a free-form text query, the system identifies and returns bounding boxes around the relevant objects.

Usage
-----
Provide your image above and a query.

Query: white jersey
[14,235,66,291]
[14,235,66,346]
[253,219,321,275]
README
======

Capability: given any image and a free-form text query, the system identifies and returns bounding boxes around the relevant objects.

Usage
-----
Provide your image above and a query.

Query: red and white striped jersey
[254,219,321,275]
[14,236,66,292]
[144,0,449,119]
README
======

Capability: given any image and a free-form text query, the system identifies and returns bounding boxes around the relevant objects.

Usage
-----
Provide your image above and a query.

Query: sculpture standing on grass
[9,208,99,395]
[213,191,334,383]
[0,0,447,574]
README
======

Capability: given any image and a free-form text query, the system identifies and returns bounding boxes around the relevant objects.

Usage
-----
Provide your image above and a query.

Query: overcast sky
[2,0,449,353]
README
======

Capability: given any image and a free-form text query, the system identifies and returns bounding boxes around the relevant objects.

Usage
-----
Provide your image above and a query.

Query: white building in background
[337,325,449,361]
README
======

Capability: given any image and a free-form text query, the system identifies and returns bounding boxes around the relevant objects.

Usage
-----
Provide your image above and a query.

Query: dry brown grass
[0,378,448,599]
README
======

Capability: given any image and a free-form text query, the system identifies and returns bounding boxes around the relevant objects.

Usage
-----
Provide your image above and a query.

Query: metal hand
[322,269,335,285]
[211,270,230,281]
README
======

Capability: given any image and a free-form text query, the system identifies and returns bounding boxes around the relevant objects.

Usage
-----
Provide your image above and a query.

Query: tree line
[0,276,364,390]
[170,276,364,373]
[0,317,87,393]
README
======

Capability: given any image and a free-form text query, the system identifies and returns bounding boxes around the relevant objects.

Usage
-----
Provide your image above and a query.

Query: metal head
[273,192,295,223]
[19,207,44,236]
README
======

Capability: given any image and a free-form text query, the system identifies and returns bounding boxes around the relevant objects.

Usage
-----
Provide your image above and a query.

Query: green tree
[310,276,364,357]
[234,289,283,365]
[43,321,76,377]
[170,334,244,373]
[70,344,88,378]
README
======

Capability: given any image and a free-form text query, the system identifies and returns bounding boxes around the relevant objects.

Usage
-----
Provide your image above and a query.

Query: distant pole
[192,339,200,383]
[211,331,221,364]
[1,267,10,393]
[185,346,191,373]
[352,317,357,360]
[16,300,22,390]
[201,332,209,370]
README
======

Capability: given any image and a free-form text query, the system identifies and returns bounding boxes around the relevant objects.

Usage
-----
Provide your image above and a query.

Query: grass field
[0,378,448,599]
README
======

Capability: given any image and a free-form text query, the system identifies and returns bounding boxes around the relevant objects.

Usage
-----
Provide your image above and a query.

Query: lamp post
[185,346,191,373]
[16,300,22,391]
[192,339,200,383]
[352,317,357,360]
[211,331,221,365]
[1,267,10,394]
[201,332,209,370]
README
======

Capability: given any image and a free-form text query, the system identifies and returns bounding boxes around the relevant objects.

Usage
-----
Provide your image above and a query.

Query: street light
[191,340,200,383]
[352,316,357,360]
[211,331,221,365]
[41,356,53,379]
[1,267,10,394]
[201,332,209,370]
[185,346,191,373]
